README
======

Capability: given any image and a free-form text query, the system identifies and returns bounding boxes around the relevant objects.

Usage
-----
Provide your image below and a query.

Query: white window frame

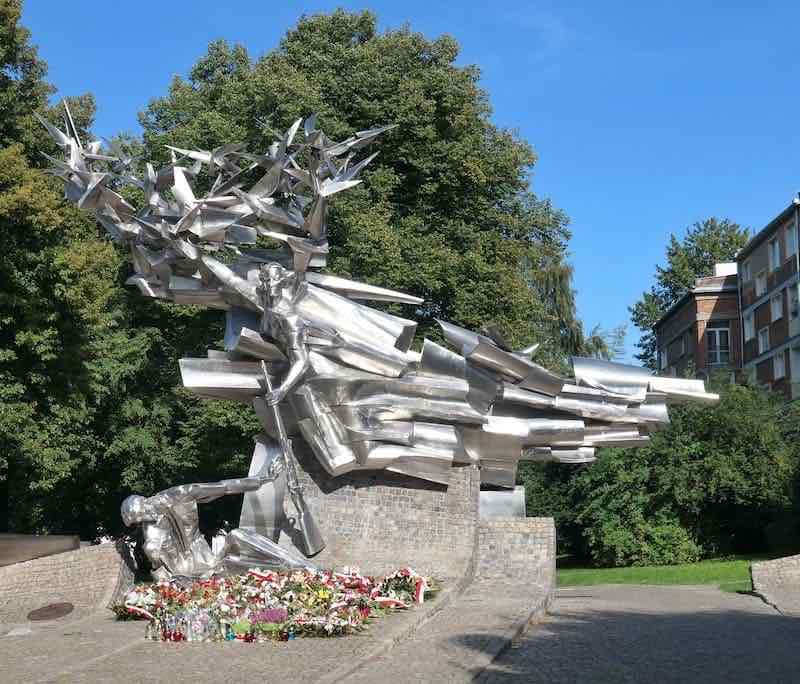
[741,260,752,282]
[659,348,667,371]
[775,353,786,379]
[756,270,767,297]
[771,292,784,322]
[769,238,781,271]
[744,312,755,340]
[758,326,770,355]
[787,224,798,257]
[706,326,731,366]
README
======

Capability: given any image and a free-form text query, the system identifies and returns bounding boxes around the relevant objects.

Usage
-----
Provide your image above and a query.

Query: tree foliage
[520,379,799,566]
[138,11,603,368]
[630,218,748,369]
[2,9,604,537]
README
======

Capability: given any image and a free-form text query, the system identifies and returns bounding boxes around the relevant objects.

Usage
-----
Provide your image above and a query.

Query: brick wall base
[476,518,556,586]
[277,443,481,579]
[0,542,134,623]
[751,553,800,611]
[276,442,557,599]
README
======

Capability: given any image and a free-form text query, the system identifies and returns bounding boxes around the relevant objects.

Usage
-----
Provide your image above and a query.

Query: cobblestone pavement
[479,585,800,684]
[0,585,458,683]
[0,577,550,684]
[339,580,549,683]
[11,582,788,683]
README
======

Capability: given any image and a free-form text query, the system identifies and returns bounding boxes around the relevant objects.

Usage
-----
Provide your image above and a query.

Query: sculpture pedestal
[274,442,480,578]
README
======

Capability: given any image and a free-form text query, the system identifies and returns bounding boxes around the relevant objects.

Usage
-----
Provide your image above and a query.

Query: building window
[741,260,752,282]
[769,238,781,271]
[758,326,770,354]
[744,312,755,339]
[772,292,784,322]
[707,326,730,366]
[679,336,685,356]
[756,270,767,297]
[787,224,798,257]
[659,348,667,371]
[775,353,786,379]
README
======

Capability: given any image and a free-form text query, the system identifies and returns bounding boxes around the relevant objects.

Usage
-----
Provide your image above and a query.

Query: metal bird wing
[39,100,719,524]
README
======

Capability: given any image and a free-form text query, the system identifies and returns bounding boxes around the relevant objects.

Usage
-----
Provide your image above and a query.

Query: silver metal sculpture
[41,103,719,573]
[120,474,314,581]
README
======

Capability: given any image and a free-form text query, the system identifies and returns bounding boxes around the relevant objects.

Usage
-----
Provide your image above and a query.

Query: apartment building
[654,263,742,379]
[737,199,800,398]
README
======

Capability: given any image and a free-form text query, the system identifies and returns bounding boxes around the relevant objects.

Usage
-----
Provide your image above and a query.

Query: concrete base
[751,554,800,615]
[0,534,79,567]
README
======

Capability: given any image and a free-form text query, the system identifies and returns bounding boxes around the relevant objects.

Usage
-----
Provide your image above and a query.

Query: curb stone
[319,576,555,684]
[471,583,553,682]
[315,574,473,684]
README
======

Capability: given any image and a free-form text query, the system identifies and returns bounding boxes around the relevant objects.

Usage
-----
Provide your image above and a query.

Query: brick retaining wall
[0,542,133,623]
[279,443,481,578]
[751,553,800,592]
[476,518,556,586]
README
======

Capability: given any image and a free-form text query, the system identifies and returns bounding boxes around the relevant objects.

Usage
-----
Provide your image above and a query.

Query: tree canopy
[1,8,603,538]
[520,378,800,566]
[138,11,606,368]
[630,218,748,369]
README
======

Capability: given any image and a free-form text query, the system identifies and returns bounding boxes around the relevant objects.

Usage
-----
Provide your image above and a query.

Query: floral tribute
[114,567,436,642]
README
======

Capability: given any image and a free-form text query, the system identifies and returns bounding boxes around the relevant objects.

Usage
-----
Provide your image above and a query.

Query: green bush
[520,379,799,567]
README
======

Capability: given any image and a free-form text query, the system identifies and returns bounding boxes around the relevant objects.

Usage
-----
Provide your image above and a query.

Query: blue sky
[22,1,800,362]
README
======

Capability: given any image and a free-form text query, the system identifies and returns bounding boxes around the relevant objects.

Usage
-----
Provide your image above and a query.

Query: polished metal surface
[119,473,314,580]
[238,435,287,542]
[479,486,527,519]
[42,103,721,568]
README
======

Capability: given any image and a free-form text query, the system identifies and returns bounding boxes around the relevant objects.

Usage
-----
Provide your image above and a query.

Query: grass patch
[557,557,763,592]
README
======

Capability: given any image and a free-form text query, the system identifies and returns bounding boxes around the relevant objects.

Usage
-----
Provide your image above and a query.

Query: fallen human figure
[121,474,315,581]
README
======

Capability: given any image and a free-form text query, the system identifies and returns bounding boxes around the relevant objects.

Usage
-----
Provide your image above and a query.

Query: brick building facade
[737,199,800,399]
[654,265,741,380]
[654,198,800,399]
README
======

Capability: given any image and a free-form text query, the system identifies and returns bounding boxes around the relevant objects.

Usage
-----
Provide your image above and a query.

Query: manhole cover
[27,602,74,621]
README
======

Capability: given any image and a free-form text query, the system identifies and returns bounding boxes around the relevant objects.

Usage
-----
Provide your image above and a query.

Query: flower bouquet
[115,567,437,642]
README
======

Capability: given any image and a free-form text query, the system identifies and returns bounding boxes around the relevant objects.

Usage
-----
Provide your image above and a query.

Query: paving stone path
[337,580,549,683]
[479,585,800,684]
[5,582,796,682]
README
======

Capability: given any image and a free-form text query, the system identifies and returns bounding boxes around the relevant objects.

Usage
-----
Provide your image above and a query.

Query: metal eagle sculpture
[40,104,718,576]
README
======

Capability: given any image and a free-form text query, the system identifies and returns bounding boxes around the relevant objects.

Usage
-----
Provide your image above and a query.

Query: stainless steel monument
[40,104,718,578]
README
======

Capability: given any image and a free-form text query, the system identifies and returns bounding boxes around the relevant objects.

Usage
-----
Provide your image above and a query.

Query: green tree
[630,218,748,369]
[0,0,50,157]
[2,8,609,538]
[0,5,254,537]
[521,378,798,566]
[138,12,583,367]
